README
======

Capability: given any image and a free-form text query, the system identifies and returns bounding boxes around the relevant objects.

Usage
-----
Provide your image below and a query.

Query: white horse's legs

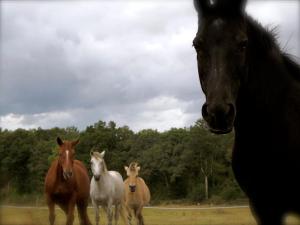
[106,202,113,225]
[92,199,100,225]
[114,204,119,225]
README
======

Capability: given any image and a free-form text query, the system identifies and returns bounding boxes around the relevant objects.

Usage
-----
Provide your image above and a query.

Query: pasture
[1,205,256,225]
[2,205,300,225]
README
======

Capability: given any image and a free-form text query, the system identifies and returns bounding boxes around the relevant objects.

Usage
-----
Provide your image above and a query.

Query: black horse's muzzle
[202,103,235,134]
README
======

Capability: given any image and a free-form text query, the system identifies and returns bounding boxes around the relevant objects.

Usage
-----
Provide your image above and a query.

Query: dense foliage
[0,119,245,204]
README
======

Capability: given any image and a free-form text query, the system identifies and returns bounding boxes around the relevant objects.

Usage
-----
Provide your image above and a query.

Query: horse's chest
[126,193,143,206]
[52,183,74,200]
[52,192,72,203]
[92,191,109,203]
[95,197,109,205]
[92,192,111,206]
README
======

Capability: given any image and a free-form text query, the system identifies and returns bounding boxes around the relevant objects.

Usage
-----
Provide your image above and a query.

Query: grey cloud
[0,1,299,131]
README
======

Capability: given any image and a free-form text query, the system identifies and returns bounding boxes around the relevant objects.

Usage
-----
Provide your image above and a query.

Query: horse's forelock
[60,141,74,150]
[92,153,108,172]
[93,152,103,159]
[129,162,138,171]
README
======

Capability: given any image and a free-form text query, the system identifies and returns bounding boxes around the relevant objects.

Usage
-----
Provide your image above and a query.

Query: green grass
[0,206,299,225]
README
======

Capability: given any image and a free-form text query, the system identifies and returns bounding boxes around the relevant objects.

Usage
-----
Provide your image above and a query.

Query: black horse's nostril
[202,102,235,133]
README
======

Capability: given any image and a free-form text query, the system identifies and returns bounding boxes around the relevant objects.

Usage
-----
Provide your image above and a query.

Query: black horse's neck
[234,16,300,137]
[237,17,291,115]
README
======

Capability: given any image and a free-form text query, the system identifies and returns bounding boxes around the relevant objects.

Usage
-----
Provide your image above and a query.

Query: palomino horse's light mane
[92,151,108,172]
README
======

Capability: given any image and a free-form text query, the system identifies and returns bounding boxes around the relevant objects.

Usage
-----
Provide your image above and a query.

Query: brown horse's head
[193,0,248,134]
[124,162,140,193]
[57,137,79,180]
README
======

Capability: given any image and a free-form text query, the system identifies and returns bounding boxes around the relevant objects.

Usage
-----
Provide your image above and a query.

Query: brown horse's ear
[124,166,129,172]
[57,137,64,146]
[72,139,80,147]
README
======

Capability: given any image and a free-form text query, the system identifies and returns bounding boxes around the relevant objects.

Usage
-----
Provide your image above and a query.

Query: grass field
[0,205,300,225]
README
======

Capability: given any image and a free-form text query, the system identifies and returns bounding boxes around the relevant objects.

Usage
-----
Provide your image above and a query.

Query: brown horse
[44,137,92,225]
[124,162,150,225]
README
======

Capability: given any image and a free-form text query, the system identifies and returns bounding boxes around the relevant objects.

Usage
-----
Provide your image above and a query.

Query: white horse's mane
[92,151,108,172]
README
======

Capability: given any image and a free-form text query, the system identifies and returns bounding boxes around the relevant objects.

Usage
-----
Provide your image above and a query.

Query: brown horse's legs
[136,207,144,225]
[77,201,92,225]
[119,202,130,225]
[77,204,83,225]
[58,203,69,215]
[126,205,133,225]
[66,195,76,225]
[46,196,55,225]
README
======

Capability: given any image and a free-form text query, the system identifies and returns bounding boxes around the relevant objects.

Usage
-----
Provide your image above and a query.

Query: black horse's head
[193,0,248,134]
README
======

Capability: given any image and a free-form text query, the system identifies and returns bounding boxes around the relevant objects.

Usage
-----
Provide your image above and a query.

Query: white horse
[90,151,128,225]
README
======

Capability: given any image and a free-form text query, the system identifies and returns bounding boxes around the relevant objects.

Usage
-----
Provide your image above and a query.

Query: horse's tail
[119,199,130,225]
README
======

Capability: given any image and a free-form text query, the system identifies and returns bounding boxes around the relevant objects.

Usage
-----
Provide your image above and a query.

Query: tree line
[0,119,245,204]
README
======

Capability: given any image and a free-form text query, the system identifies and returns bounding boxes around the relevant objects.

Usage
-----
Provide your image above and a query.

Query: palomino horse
[124,162,150,225]
[44,137,91,225]
[193,0,300,224]
[90,150,128,225]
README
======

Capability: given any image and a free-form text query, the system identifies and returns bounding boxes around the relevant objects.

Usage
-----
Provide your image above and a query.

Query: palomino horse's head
[90,150,106,181]
[194,0,248,134]
[57,137,79,180]
[124,162,140,193]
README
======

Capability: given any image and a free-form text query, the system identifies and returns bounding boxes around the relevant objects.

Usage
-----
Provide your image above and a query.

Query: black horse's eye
[238,39,248,51]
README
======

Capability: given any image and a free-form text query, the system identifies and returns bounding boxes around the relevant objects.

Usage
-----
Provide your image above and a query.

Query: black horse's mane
[283,54,300,82]
[246,16,279,54]
[245,14,300,82]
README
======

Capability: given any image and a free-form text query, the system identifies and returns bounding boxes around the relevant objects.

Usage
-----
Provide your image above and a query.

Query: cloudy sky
[0,0,299,132]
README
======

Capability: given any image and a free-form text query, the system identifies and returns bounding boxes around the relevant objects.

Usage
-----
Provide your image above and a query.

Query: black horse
[193,0,300,224]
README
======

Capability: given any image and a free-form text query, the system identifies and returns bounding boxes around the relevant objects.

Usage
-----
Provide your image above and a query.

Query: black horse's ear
[226,0,247,13]
[238,0,247,10]
[194,0,247,16]
[57,137,63,146]
[194,0,211,16]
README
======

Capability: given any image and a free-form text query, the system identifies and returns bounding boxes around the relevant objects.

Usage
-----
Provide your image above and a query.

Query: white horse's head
[90,150,107,181]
